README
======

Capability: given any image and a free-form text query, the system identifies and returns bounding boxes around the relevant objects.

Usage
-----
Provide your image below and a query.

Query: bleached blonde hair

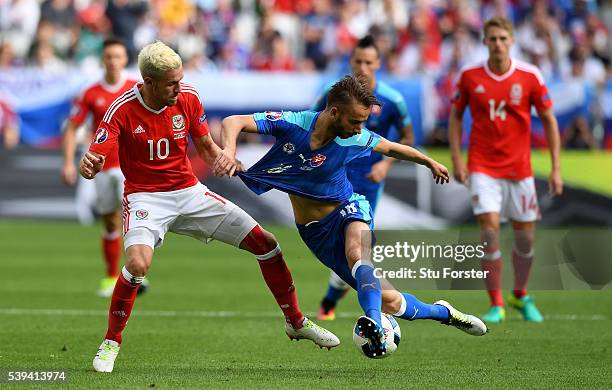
[137,41,182,80]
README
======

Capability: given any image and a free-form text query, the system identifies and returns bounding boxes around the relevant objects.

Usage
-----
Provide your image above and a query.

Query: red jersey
[89,82,209,195]
[69,76,136,170]
[453,59,553,180]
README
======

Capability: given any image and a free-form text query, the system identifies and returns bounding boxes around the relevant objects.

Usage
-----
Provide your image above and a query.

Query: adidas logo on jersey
[134,125,145,134]
[474,84,486,93]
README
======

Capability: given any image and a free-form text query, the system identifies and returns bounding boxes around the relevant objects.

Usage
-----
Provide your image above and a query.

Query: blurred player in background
[62,38,138,297]
[0,96,20,149]
[222,75,487,359]
[449,17,563,324]
[312,35,413,321]
[82,41,339,373]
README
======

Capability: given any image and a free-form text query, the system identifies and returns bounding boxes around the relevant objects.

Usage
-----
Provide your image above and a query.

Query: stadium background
[1,0,611,388]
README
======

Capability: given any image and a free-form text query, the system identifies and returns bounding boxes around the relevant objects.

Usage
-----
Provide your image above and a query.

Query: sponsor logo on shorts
[172,114,185,131]
[135,209,149,220]
[282,142,295,154]
[265,111,283,121]
[472,194,479,204]
[94,128,108,144]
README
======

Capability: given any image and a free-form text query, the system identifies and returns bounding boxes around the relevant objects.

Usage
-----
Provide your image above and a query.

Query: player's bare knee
[125,247,151,276]
[513,229,534,256]
[381,290,402,314]
[481,227,500,252]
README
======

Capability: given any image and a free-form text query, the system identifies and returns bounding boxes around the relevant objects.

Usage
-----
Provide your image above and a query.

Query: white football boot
[285,317,340,350]
[434,300,487,336]
[93,339,120,372]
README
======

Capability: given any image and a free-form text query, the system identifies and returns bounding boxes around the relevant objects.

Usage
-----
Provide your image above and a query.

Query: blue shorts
[347,168,384,215]
[353,182,384,215]
[296,193,374,289]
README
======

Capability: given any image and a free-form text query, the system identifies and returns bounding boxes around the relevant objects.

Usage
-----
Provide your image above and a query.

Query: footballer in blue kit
[221,75,487,358]
[311,35,414,320]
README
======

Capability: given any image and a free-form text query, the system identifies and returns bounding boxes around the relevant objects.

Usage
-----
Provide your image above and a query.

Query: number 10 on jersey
[148,138,169,160]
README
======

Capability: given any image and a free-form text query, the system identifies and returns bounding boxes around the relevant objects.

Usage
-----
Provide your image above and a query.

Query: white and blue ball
[352,313,401,358]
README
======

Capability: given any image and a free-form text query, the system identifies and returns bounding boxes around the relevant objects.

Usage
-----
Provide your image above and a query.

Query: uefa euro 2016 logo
[94,128,108,144]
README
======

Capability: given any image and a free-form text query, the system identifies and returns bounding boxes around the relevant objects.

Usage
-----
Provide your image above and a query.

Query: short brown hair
[102,37,127,51]
[327,75,381,109]
[483,17,514,38]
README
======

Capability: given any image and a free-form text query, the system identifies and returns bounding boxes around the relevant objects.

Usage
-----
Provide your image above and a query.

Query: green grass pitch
[1,220,611,388]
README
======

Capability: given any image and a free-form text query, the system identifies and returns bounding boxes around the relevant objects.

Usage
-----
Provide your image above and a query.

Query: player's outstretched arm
[373,137,449,184]
[448,105,468,184]
[193,133,239,177]
[79,152,105,180]
[539,108,563,196]
[220,115,259,157]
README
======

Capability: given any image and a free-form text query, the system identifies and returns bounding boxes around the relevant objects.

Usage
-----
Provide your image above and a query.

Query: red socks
[512,248,533,299]
[257,252,304,328]
[481,255,504,307]
[241,225,305,329]
[102,231,121,278]
[105,268,141,344]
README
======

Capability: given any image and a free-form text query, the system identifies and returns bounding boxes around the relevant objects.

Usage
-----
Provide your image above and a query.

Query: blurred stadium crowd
[1,0,611,148]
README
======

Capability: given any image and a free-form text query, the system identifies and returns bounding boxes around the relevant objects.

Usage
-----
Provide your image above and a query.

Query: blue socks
[323,284,347,304]
[352,261,382,327]
[395,293,450,322]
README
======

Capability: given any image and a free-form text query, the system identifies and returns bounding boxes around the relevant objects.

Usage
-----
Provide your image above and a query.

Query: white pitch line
[0,308,607,321]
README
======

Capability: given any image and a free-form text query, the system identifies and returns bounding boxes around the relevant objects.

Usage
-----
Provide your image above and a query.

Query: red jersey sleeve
[451,71,469,113]
[186,91,209,138]
[68,90,90,126]
[530,75,553,113]
[89,113,120,158]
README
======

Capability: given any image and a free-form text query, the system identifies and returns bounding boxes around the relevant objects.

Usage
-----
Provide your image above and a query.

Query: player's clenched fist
[79,152,105,179]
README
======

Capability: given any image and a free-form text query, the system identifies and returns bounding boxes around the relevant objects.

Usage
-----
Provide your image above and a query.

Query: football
[353,313,401,358]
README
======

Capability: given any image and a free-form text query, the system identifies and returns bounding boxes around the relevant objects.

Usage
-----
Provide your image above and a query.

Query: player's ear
[143,76,154,86]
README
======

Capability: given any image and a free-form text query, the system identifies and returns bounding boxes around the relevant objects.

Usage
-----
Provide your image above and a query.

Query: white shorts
[122,182,258,250]
[94,168,124,215]
[469,172,540,222]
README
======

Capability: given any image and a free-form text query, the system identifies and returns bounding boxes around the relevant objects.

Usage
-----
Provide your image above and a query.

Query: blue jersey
[313,81,411,211]
[238,110,381,202]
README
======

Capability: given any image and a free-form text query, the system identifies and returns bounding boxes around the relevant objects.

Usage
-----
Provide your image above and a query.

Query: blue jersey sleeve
[334,128,382,163]
[253,111,315,137]
[393,95,412,133]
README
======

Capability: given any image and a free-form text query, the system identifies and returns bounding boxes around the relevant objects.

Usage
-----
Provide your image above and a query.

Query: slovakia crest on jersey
[299,153,327,168]
[265,111,283,121]
[172,114,185,130]
[94,128,108,144]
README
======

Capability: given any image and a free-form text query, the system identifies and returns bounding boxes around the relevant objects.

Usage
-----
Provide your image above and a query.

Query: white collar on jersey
[133,83,167,114]
[484,58,516,82]
[100,72,128,93]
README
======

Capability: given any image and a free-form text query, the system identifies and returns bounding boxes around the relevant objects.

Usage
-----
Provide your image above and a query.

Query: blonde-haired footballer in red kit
[81,41,339,373]
[62,38,139,297]
[449,17,563,324]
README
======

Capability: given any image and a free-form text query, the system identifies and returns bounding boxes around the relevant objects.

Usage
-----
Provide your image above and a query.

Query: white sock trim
[351,260,374,278]
[393,294,407,317]
[482,249,502,261]
[121,266,144,285]
[103,230,121,240]
[255,245,282,261]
